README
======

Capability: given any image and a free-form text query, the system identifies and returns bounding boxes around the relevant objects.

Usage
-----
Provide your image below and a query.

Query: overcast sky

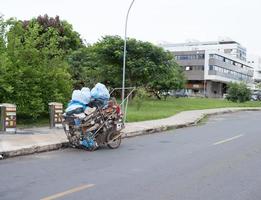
[1,0,261,57]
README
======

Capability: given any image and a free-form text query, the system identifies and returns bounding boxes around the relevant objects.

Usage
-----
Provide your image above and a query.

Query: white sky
[1,0,261,57]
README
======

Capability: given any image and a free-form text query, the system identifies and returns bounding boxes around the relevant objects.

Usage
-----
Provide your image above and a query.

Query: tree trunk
[153,91,161,100]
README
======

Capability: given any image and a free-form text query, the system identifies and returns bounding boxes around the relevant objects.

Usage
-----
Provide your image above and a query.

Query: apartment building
[160,40,254,98]
[247,55,261,83]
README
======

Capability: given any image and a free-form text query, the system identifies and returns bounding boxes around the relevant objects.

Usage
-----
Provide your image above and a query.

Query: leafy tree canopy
[226,82,251,103]
[0,14,185,121]
[72,35,185,99]
[0,15,78,119]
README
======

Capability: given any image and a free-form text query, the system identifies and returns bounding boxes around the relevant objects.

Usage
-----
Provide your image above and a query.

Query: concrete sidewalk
[1,107,261,158]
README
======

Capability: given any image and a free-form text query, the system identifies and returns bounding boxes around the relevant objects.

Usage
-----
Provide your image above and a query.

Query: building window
[210,54,251,70]
[185,66,192,71]
[210,54,224,61]
[224,58,233,65]
[197,54,205,59]
[175,54,205,60]
[184,65,204,71]
[224,49,233,53]
[208,65,252,81]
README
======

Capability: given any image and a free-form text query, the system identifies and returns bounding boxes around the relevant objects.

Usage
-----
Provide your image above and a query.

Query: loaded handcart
[62,83,135,151]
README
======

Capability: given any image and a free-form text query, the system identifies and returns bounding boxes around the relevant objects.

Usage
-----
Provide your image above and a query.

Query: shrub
[226,82,251,103]
[133,88,148,110]
[0,16,74,120]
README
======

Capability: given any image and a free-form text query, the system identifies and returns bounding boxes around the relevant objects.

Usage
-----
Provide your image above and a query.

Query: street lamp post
[122,0,135,112]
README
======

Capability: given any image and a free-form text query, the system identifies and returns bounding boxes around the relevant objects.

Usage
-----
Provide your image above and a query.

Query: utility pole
[121,0,135,112]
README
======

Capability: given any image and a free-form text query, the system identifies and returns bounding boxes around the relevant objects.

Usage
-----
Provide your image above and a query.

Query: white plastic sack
[81,87,91,104]
[66,90,82,112]
[91,83,110,100]
[66,89,90,112]
[71,90,84,102]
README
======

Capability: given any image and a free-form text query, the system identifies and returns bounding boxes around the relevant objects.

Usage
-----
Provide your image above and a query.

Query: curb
[1,142,69,159]
[122,108,261,138]
[1,108,261,159]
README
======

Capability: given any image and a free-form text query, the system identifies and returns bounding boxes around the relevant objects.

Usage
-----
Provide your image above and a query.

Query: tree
[0,15,7,54]
[22,14,83,56]
[226,82,251,103]
[0,16,15,104]
[67,47,100,89]
[0,15,78,119]
[81,35,185,99]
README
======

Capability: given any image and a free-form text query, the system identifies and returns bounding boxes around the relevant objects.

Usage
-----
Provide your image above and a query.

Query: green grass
[126,98,261,122]
[16,98,261,127]
[17,116,49,129]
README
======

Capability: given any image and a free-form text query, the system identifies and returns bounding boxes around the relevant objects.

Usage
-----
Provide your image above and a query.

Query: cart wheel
[82,145,98,151]
[107,132,121,149]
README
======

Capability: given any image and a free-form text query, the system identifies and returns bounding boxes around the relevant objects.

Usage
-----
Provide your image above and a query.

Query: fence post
[0,103,16,133]
[48,102,63,129]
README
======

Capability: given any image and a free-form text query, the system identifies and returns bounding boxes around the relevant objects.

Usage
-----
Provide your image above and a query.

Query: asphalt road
[1,111,261,200]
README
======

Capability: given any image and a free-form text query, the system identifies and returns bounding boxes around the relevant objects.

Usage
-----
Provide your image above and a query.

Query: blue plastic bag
[81,87,91,104]
[91,83,110,101]
[66,87,91,113]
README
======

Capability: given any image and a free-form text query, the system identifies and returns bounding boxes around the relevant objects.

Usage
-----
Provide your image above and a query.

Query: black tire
[107,131,121,149]
[81,145,98,151]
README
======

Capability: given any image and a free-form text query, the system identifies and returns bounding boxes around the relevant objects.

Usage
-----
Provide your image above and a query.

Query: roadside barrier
[0,103,16,133]
[48,102,63,129]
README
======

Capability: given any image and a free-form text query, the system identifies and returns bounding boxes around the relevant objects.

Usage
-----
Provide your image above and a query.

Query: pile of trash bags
[65,83,110,115]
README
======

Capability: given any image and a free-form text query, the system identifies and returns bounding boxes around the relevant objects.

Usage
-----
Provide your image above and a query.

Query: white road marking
[40,184,95,200]
[213,134,244,145]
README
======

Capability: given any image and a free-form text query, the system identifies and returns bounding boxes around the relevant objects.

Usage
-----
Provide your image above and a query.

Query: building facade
[162,40,247,61]
[160,40,254,98]
[247,55,261,83]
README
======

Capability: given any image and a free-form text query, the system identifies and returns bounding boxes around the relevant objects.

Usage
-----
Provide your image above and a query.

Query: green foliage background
[0,15,185,121]
[226,82,251,103]
[70,35,185,98]
[0,15,81,119]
